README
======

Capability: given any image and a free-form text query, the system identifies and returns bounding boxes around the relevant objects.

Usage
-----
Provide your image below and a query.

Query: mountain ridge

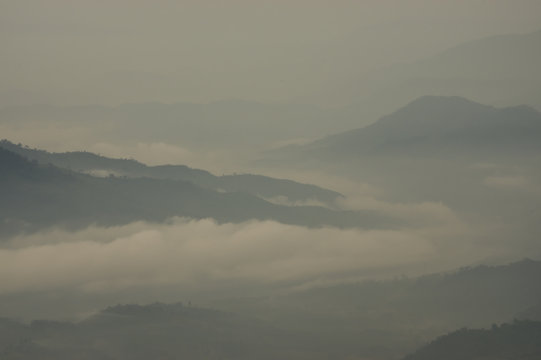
[0,147,395,237]
[402,320,541,360]
[0,139,342,204]
[2,259,540,360]
[282,96,541,159]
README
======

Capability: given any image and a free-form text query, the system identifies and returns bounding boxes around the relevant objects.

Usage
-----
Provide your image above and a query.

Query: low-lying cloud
[0,213,502,298]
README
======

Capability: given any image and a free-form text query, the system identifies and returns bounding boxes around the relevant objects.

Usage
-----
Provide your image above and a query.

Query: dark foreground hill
[0,303,321,360]
[0,139,341,205]
[1,260,540,360]
[0,147,393,237]
[402,320,541,360]
[210,259,541,359]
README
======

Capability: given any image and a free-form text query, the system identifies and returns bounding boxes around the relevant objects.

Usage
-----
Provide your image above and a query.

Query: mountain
[211,259,541,359]
[285,96,541,160]
[0,147,394,237]
[266,96,541,225]
[323,29,541,120]
[0,140,341,205]
[0,302,321,360]
[2,260,539,360]
[402,320,541,360]
[3,31,539,155]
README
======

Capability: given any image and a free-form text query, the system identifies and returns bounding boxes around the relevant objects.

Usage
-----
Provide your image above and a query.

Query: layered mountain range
[0,145,398,237]
[1,259,540,360]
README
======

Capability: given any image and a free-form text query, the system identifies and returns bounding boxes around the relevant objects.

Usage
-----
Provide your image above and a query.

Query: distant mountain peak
[375,95,541,129]
[402,95,492,109]
[290,96,541,159]
[381,95,496,122]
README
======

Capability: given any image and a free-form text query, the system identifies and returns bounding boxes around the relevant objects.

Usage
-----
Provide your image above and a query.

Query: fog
[2,0,541,107]
[0,211,496,321]
[1,1,541,359]
[0,188,530,321]
[0,219,432,295]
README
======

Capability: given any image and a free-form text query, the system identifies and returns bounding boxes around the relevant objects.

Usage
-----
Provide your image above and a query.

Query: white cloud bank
[1,214,502,298]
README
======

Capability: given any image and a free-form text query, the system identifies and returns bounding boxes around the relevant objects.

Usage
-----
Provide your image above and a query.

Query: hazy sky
[2,0,541,107]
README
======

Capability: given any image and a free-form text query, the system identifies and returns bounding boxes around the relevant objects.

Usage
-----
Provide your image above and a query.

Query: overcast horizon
[1,0,541,108]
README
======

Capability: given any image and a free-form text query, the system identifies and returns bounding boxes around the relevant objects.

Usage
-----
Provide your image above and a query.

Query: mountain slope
[267,97,541,247]
[296,96,541,159]
[212,259,541,360]
[402,320,541,360]
[1,260,540,360]
[0,140,341,204]
[0,148,393,237]
[0,303,321,360]
[325,29,541,120]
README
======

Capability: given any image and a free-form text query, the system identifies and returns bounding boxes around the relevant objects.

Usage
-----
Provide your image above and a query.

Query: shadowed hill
[0,302,321,360]
[402,320,541,360]
[288,96,541,159]
[0,140,341,204]
[211,259,541,359]
[265,96,541,231]
[0,147,395,237]
[1,260,540,360]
